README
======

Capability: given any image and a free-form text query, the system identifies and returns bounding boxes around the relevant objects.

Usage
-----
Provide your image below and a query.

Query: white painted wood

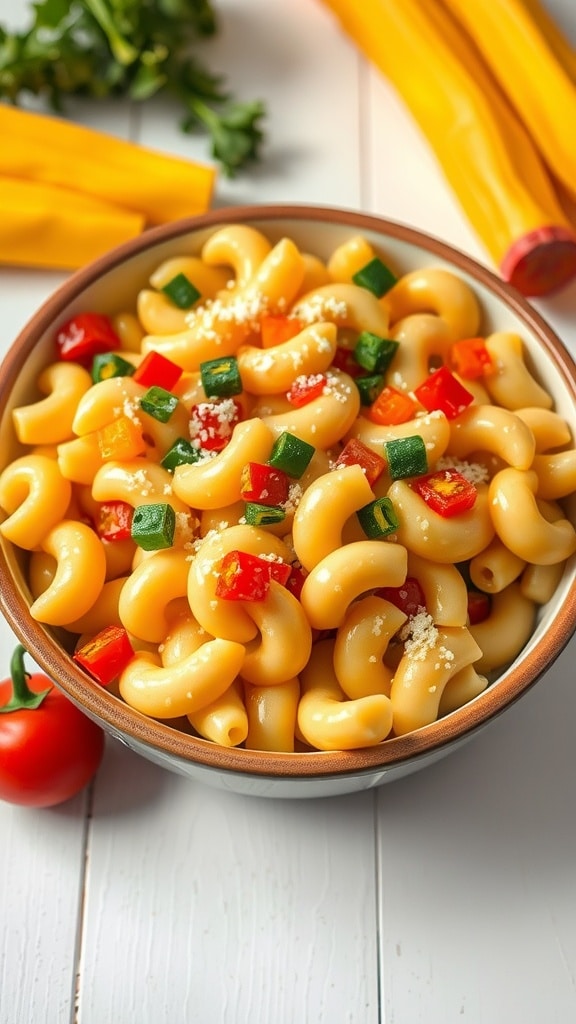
[376,642,576,1023]
[0,618,90,1024]
[1,0,576,1022]
[0,795,88,1024]
[135,0,364,209]
[78,740,379,1024]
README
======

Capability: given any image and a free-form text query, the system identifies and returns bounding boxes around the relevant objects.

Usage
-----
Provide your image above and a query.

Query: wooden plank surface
[79,742,379,1023]
[1,1,576,1022]
[376,643,576,1022]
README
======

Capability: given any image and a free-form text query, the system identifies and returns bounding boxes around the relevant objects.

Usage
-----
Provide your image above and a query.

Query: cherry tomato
[0,646,105,808]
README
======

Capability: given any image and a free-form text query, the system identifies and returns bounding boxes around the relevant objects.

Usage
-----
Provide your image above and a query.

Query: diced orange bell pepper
[335,438,386,485]
[450,337,494,379]
[260,314,303,348]
[368,385,419,425]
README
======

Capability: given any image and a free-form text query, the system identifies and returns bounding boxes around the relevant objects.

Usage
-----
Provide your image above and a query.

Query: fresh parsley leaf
[32,0,70,28]
[0,0,266,175]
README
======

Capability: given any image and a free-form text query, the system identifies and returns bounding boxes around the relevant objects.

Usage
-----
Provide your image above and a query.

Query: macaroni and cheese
[1,224,575,752]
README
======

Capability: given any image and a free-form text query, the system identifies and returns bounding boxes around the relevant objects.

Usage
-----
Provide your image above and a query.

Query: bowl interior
[1,204,575,781]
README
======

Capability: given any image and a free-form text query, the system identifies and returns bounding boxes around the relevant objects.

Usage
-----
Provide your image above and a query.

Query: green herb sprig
[0,0,265,176]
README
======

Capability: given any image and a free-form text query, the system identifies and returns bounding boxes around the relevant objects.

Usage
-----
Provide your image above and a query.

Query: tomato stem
[0,646,52,713]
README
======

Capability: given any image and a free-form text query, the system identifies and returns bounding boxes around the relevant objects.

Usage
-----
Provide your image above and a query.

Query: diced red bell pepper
[334,438,386,486]
[266,560,292,586]
[286,373,328,408]
[285,564,307,600]
[331,345,364,378]
[132,351,183,391]
[367,385,419,425]
[450,337,494,380]
[56,313,121,365]
[240,462,289,505]
[413,468,477,518]
[215,550,272,601]
[467,589,491,625]
[94,500,134,542]
[73,625,134,686]
[375,577,426,618]
[189,398,242,452]
[260,314,303,348]
[413,365,474,419]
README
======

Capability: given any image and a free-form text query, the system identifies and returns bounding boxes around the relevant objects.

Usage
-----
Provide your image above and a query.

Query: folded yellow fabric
[0,177,146,270]
[0,104,217,270]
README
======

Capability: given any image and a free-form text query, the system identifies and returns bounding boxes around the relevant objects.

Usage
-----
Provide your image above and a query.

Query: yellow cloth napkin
[0,104,217,270]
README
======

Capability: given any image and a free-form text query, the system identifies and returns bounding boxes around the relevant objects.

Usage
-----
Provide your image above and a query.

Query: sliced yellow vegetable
[0,176,144,270]
[438,0,576,205]
[519,0,576,86]
[426,0,567,225]
[438,0,576,266]
[319,0,576,296]
[428,0,576,291]
[0,104,216,226]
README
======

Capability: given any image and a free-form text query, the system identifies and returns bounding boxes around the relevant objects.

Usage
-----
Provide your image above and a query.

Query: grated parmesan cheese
[189,398,238,449]
[399,610,439,661]
[372,615,384,637]
[258,551,286,564]
[434,455,489,485]
[122,396,142,426]
[174,511,196,548]
[283,482,303,515]
[293,295,348,324]
[183,291,269,342]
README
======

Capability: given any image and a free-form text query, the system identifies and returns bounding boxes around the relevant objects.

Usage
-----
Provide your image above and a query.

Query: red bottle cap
[501,226,576,297]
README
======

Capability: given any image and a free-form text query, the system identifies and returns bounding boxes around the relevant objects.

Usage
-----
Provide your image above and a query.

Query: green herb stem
[0,0,266,175]
[0,646,52,713]
[82,0,139,66]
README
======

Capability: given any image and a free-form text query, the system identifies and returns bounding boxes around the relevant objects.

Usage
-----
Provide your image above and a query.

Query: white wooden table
[1,1,576,1021]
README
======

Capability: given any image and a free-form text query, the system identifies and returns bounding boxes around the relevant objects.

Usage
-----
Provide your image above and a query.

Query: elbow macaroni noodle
[1,224,575,752]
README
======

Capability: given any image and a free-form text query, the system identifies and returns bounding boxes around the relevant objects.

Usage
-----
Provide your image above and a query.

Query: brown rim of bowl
[1,203,576,779]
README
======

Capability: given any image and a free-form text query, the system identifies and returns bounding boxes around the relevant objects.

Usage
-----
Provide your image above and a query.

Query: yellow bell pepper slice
[0,104,216,226]
[0,176,145,270]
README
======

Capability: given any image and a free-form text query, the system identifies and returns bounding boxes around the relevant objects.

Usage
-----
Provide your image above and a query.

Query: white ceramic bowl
[1,205,575,798]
